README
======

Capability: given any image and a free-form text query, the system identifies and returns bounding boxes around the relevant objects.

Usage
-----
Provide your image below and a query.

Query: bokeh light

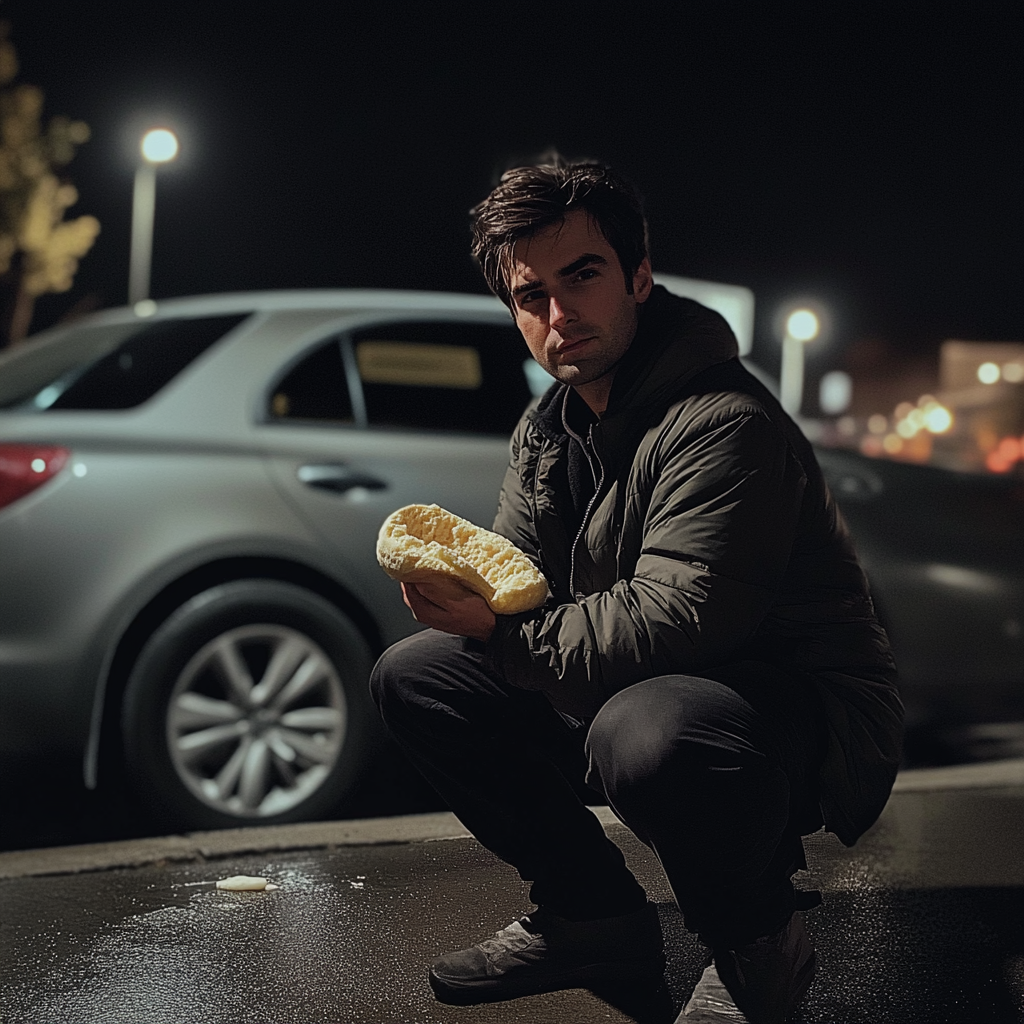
[977,362,1000,384]
[141,128,179,163]
[923,404,952,433]
[984,435,1024,473]
[786,309,819,342]
[998,437,1022,461]
[819,370,852,415]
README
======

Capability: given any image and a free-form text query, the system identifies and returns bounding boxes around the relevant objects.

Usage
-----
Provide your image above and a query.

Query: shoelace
[476,920,536,957]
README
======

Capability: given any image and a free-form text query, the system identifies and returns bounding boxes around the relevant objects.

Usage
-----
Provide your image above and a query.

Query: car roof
[23,275,754,347]
[90,289,509,323]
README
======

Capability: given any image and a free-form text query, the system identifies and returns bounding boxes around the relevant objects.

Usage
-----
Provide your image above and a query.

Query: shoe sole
[429,957,666,1006]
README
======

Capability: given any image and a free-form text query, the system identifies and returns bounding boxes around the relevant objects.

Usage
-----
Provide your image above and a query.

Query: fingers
[401,582,432,621]
[397,579,496,641]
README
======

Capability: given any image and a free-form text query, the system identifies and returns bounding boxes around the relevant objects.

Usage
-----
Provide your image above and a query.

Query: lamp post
[128,128,179,306]
[780,308,820,418]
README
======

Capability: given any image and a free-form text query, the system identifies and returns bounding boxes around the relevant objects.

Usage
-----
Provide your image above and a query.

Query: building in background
[934,341,1024,474]
[814,339,1023,477]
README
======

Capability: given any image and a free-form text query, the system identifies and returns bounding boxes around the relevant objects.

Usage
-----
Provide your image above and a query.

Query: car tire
[121,579,378,831]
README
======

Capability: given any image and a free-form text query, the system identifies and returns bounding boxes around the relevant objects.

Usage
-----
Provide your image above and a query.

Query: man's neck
[573,374,615,417]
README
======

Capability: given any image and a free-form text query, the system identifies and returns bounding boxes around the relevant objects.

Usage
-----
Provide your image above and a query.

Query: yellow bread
[377,504,548,614]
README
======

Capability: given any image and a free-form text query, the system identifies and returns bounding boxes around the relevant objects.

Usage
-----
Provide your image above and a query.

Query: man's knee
[369,629,453,715]
[588,679,682,793]
[586,675,760,798]
[369,629,505,733]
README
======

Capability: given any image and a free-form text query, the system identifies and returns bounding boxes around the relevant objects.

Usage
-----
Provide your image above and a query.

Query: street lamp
[780,307,820,418]
[128,128,179,306]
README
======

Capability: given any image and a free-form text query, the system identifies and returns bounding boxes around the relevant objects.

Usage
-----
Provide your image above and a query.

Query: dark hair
[469,153,649,309]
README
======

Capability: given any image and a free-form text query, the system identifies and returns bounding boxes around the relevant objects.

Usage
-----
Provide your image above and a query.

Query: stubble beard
[543,298,640,389]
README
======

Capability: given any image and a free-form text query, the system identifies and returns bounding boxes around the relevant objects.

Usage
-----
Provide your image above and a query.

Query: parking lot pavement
[2,760,1023,1024]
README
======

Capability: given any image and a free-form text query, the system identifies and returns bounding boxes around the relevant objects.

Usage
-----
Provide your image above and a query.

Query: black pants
[370,630,828,946]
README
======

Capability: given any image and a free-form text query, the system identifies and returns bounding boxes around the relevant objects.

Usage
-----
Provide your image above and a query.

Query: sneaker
[428,901,665,1005]
[679,912,816,1023]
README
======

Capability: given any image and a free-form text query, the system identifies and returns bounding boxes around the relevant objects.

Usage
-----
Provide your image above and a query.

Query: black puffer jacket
[487,285,903,846]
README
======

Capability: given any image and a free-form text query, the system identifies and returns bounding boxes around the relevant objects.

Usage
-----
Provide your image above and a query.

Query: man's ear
[632,258,653,303]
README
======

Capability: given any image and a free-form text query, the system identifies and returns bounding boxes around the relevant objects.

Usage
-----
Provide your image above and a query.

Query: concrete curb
[890,756,1024,791]
[2,760,1022,881]
[0,811,472,880]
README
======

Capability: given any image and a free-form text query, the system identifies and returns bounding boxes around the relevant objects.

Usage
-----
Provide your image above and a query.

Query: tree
[0,21,99,347]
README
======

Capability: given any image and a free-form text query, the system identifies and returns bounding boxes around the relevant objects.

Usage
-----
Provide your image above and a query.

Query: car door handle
[297,464,388,493]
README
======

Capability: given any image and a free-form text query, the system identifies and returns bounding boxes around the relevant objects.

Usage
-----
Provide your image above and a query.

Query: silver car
[0,289,545,830]
[1,286,1021,831]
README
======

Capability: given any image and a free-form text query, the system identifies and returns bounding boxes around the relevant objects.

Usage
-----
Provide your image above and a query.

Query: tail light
[0,445,71,510]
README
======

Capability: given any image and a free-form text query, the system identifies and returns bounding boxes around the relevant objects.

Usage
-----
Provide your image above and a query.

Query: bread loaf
[377,504,548,614]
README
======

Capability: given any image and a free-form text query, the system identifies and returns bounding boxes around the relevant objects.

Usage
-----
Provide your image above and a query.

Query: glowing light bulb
[786,309,819,342]
[141,129,179,163]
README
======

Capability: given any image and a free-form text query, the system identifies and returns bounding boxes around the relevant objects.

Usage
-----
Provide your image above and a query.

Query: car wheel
[121,579,378,831]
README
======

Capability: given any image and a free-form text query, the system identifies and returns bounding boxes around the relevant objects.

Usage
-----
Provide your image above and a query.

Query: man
[370,156,903,1023]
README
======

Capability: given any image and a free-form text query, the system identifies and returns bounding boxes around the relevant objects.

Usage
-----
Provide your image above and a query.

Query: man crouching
[370,154,903,1022]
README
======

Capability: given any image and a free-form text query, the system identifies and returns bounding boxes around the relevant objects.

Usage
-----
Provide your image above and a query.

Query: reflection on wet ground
[2,783,1023,1023]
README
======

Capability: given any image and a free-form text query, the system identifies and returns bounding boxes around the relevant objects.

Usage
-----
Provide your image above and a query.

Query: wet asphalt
[2,760,1023,1024]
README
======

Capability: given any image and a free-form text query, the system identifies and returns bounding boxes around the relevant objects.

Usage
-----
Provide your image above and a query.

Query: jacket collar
[605,284,739,415]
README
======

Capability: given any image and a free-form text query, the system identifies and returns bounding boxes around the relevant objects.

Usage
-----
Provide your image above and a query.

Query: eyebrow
[511,253,609,298]
[558,253,608,278]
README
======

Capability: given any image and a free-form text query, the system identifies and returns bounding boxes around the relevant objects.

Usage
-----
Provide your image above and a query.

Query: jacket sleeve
[485,407,807,717]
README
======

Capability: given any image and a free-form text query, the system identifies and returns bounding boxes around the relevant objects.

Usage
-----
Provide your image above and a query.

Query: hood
[606,284,740,417]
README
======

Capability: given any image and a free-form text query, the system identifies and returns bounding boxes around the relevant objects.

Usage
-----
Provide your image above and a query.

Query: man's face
[508,209,652,413]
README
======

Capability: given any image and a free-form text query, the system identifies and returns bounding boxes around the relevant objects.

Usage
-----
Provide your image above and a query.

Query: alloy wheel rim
[166,623,347,817]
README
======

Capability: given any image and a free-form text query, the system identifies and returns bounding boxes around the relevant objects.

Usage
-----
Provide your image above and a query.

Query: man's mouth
[555,336,596,355]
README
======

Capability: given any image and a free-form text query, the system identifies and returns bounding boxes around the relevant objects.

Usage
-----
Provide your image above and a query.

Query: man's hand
[401,581,496,642]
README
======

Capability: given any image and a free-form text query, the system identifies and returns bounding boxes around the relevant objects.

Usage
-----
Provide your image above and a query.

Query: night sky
[6,1,1022,376]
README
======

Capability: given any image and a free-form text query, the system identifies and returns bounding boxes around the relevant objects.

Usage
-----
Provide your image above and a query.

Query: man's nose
[548,294,575,327]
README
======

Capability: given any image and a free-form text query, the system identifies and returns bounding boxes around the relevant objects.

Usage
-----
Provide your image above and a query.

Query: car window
[352,320,535,435]
[0,315,249,411]
[269,339,354,423]
[0,322,139,408]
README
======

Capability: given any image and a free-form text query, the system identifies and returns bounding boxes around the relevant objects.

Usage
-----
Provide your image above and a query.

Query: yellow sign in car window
[356,342,482,389]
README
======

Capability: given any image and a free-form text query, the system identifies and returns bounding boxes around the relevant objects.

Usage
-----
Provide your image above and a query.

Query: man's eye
[575,268,598,282]
[521,290,544,304]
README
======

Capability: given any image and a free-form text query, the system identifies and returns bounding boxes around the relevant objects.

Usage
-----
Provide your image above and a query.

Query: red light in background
[986,436,1024,474]
[997,437,1022,462]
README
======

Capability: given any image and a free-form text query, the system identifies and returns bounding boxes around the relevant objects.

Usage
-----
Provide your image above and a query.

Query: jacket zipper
[569,428,605,599]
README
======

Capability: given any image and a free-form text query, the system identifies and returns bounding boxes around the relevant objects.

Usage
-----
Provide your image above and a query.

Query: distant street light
[128,128,179,306]
[780,307,820,417]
